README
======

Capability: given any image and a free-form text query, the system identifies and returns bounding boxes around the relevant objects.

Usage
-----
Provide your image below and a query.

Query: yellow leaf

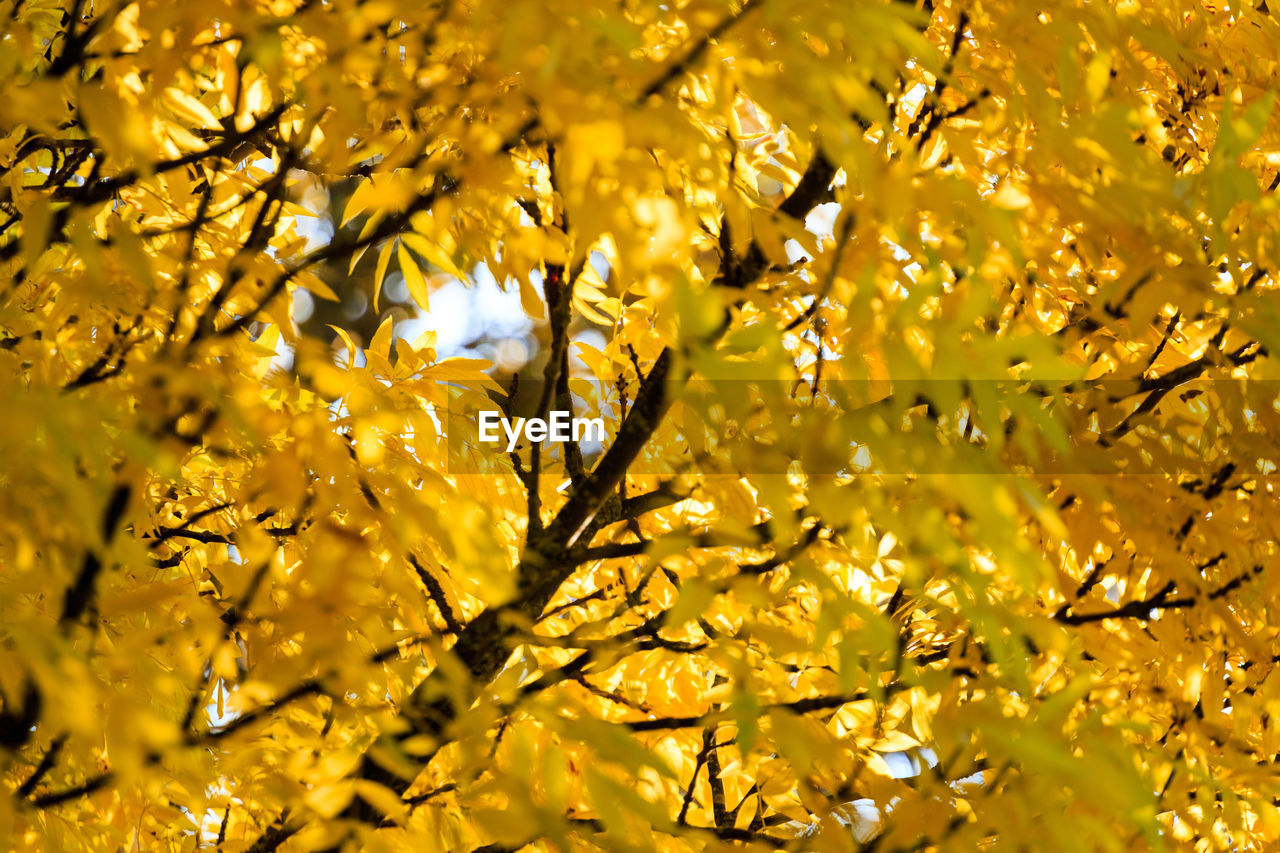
[991,181,1030,210]
[353,780,408,824]
[373,239,395,312]
[161,88,222,130]
[304,782,355,819]
[370,315,394,358]
[398,241,430,310]
[402,231,464,280]
[294,270,338,301]
[347,212,385,273]
[342,179,373,227]
[329,325,358,367]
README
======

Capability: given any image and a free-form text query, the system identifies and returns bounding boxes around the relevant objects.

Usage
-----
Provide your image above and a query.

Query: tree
[3,0,1280,849]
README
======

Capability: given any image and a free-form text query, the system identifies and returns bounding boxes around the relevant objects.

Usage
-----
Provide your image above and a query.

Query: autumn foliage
[4,0,1280,850]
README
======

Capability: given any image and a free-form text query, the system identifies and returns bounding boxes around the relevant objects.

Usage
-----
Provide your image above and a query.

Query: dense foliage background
[3,0,1280,850]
